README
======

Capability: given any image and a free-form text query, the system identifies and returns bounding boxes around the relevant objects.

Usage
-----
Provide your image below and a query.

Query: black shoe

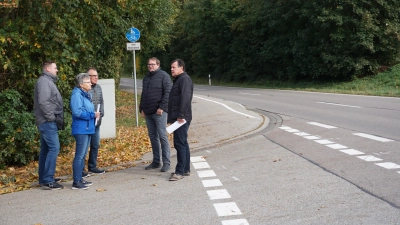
[80,179,93,186]
[89,168,105,174]
[82,172,90,178]
[161,163,170,172]
[72,181,89,190]
[42,182,64,190]
[55,178,62,183]
[145,162,161,170]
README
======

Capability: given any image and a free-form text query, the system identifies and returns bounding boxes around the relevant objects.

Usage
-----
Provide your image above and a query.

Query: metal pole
[209,74,211,86]
[133,50,139,127]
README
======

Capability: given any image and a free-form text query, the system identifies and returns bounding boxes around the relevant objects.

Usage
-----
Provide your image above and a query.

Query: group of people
[140,58,193,181]
[33,57,193,190]
[34,61,105,190]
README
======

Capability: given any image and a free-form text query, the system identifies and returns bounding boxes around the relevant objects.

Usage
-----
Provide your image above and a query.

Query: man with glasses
[140,57,172,172]
[85,67,105,176]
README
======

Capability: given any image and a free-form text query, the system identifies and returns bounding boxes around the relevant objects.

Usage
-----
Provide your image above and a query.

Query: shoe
[55,178,62,183]
[82,172,90,178]
[72,181,89,190]
[169,173,183,181]
[89,168,105,174]
[81,179,93,186]
[183,172,191,176]
[145,162,161,170]
[42,182,64,190]
[161,163,170,172]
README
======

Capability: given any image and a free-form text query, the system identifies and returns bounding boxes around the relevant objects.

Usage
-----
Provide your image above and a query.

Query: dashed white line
[207,189,231,200]
[303,136,320,140]
[340,149,365,155]
[213,202,242,216]
[232,176,240,181]
[314,139,335,144]
[197,170,217,178]
[307,122,337,129]
[192,162,211,169]
[375,162,400,169]
[191,156,207,162]
[357,155,383,162]
[202,179,223,187]
[294,132,310,136]
[222,219,249,225]
[239,92,260,96]
[326,144,348,149]
[353,133,394,142]
[317,101,361,108]
[286,129,300,133]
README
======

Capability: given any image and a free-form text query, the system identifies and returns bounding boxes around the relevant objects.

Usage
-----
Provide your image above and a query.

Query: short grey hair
[75,73,90,87]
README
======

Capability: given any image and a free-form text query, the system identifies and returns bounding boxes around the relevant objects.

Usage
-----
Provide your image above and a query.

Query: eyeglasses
[89,75,98,77]
[147,64,157,66]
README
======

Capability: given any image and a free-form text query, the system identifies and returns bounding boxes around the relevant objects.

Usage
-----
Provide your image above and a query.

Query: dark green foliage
[0,90,38,168]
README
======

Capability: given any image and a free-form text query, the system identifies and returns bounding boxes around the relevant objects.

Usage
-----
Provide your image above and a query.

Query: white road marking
[194,96,258,119]
[213,202,242,216]
[326,144,348,149]
[294,132,310,136]
[202,179,223,187]
[317,101,361,108]
[285,129,300,133]
[232,176,240,181]
[307,122,337,129]
[353,133,394,142]
[239,92,260,96]
[375,162,400,169]
[197,170,217,178]
[303,136,320,140]
[314,139,335,144]
[191,156,206,162]
[357,155,383,162]
[279,126,292,130]
[340,149,365,155]
[207,189,231,200]
[192,162,211,169]
[222,219,249,225]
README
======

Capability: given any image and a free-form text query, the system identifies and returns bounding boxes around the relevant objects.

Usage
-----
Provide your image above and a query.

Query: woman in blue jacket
[70,73,100,190]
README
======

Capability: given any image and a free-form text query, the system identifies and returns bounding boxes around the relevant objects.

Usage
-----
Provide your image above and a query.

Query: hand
[141,110,146,118]
[95,112,100,118]
[177,118,186,124]
[157,108,163,115]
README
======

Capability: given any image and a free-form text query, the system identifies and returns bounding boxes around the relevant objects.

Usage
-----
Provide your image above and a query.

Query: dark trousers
[174,121,191,175]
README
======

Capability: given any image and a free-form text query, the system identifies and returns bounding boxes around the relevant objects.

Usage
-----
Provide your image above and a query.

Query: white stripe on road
[314,139,335,144]
[192,162,211,169]
[213,202,242,216]
[357,155,383,162]
[286,129,300,133]
[375,162,400,169]
[294,132,310,136]
[317,101,361,108]
[353,133,394,142]
[191,156,207,162]
[340,149,365,155]
[222,219,249,225]
[239,92,260,96]
[202,179,223,187]
[326,144,348,149]
[194,96,258,119]
[207,189,231,200]
[307,122,337,129]
[303,136,320,140]
[197,170,217,178]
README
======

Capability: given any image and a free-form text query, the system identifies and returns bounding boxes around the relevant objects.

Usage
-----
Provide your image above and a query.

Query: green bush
[0,89,38,168]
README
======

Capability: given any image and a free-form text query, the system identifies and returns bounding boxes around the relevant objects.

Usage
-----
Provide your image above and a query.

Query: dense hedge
[164,0,400,82]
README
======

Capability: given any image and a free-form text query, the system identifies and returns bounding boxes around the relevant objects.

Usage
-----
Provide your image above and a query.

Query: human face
[170,62,184,77]
[88,69,98,85]
[147,59,160,72]
[46,63,58,76]
[80,78,92,92]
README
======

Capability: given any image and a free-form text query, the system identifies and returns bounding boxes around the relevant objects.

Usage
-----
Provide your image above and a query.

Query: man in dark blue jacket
[168,59,193,181]
[140,57,172,172]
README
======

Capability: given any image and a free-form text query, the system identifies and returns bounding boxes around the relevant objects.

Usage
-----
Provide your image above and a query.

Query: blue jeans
[88,126,100,170]
[73,134,91,183]
[38,121,60,184]
[145,112,170,164]
[174,121,191,175]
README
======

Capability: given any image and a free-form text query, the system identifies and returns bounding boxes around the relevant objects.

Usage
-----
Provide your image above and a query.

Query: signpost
[126,27,141,127]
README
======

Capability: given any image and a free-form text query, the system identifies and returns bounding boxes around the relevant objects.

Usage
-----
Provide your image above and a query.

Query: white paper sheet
[95,104,100,126]
[166,120,186,134]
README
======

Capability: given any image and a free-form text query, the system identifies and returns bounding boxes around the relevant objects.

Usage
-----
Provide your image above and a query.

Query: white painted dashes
[280,125,399,176]
[307,122,337,129]
[191,157,249,224]
[317,101,361,108]
[353,133,394,142]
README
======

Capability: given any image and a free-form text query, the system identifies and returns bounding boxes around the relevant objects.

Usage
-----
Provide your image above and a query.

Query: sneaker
[82,172,90,178]
[55,178,62,183]
[42,182,64,190]
[89,168,105,174]
[81,179,93,186]
[161,163,170,172]
[72,181,89,190]
[145,162,161,170]
[169,173,183,181]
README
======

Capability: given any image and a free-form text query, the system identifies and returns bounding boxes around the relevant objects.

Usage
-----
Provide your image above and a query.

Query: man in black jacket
[168,59,193,181]
[140,57,172,172]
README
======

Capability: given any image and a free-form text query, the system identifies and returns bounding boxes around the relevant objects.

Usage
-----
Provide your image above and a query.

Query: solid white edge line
[194,96,258,119]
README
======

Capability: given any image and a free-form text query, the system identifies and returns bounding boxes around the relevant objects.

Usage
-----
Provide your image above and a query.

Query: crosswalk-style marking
[213,202,242,216]
[357,155,382,162]
[353,133,394,142]
[307,122,337,129]
[207,189,231,200]
[340,149,365,155]
[202,179,223,188]
[375,162,400,169]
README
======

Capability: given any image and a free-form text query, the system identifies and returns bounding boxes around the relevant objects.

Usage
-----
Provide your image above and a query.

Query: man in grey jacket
[140,57,172,172]
[34,60,64,190]
[86,67,105,176]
